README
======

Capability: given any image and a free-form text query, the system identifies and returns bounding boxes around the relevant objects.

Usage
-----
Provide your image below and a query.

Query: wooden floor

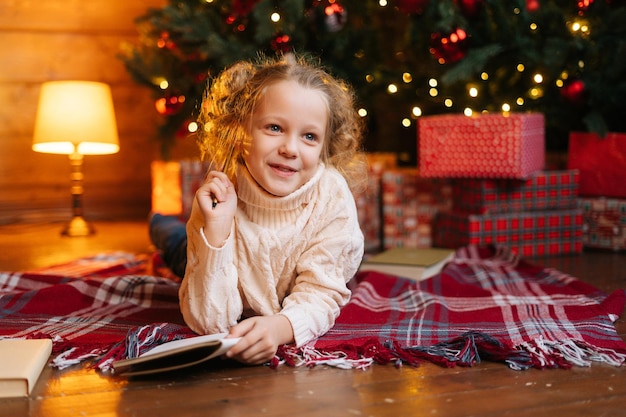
[1,220,625,417]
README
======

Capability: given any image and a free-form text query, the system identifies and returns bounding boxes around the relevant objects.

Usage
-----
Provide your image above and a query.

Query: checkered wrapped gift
[433,208,583,256]
[452,170,580,214]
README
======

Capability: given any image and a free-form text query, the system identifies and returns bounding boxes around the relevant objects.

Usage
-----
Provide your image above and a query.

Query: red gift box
[567,132,626,198]
[419,113,545,179]
[452,170,579,214]
[151,159,209,220]
[355,153,398,253]
[433,209,583,256]
[579,197,626,251]
[381,169,453,249]
[180,160,210,219]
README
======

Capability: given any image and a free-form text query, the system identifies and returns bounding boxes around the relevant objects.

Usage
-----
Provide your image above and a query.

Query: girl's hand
[195,170,237,246]
[225,315,295,365]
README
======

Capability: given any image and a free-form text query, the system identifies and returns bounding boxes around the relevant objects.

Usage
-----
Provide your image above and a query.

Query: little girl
[150,54,367,365]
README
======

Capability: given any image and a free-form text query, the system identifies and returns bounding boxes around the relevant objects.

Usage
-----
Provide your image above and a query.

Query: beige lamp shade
[33,81,120,155]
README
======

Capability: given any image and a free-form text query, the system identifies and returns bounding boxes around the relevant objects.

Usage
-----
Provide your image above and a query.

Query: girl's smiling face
[244,80,328,197]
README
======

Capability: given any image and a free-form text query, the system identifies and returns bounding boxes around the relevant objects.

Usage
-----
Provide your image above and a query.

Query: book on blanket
[112,333,240,376]
[359,247,454,281]
[0,338,52,398]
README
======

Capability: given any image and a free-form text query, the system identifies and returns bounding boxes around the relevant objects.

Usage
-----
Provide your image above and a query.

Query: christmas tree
[120,0,626,162]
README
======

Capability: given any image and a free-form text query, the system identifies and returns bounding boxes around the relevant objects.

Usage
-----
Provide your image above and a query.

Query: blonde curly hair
[196,53,368,194]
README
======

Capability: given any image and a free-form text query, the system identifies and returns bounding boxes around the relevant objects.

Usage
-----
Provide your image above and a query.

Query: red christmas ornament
[560,79,587,106]
[155,93,186,116]
[270,33,292,53]
[456,0,484,17]
[526,0,540,12]
[396,0,430,14]
[577,0,594,14]
[429,28,468,64]
[157,31,176,50]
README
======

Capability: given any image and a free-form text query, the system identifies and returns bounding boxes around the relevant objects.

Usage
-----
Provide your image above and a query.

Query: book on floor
[112,333,240,376]
[359,247,454,281]
[0,338,52,398]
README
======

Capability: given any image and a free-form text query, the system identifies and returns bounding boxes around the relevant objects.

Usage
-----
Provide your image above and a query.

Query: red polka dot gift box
[418,113,545,179]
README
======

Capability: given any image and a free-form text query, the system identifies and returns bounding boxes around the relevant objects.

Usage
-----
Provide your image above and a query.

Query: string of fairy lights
[148,0,595,138]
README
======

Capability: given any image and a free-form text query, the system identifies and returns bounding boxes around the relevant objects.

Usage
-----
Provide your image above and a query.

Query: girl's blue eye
[269,124,281,132]
[304,133,316,141]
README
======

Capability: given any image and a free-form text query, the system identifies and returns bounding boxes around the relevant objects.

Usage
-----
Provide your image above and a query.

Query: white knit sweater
[179,163,364,346]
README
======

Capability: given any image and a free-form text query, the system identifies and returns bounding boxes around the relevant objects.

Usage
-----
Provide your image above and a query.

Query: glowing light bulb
[402,118,411,127]
[464,108,473,116]
[429,88,438,97]
[358,108,368,117]
[502,103,511,112]
[188,121,198,133]
[481,72,489,81]
[533,73,543,83]
[412,106,422,117]
[468,87,478,97]
[444,98,453,108]
[159,80,169,90]
[428,78,438,87]
[387,84,398,94]
[402,73,412,83]
[271,12,280,22]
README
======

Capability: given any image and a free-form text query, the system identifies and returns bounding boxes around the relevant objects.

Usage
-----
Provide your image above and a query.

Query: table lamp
[32,81,120,237]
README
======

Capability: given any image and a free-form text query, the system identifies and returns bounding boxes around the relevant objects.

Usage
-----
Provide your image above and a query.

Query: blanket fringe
[275,332,626,371]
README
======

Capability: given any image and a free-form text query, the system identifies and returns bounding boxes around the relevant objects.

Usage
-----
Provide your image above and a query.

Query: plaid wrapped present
[452,170,579,214]
[579,197,626,251]
[433,208,583,256]
[419,113,545,179]
[568,132,626,198]
[382,169,452,249]
[355,153,397,253]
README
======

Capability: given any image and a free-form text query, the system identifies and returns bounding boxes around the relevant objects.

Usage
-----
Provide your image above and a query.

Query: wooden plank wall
[0,0,200,224]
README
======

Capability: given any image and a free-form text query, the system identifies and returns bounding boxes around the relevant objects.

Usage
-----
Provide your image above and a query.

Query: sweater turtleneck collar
[236,162,326,212]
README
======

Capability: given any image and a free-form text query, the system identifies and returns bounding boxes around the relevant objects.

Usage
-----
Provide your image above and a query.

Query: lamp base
[61,216,95,237]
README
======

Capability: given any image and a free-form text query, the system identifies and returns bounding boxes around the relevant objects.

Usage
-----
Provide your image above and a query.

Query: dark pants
[149,214,188,278]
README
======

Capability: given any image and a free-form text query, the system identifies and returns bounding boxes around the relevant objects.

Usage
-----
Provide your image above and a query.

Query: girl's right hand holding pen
[195,170,237,247]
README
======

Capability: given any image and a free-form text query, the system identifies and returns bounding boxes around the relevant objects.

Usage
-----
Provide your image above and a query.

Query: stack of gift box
[418,113,584,257]
[568,132,626,251]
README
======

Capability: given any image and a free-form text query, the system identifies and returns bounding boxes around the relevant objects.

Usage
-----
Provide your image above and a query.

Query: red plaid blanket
[0,253,185,368]
[1,247,624,371]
